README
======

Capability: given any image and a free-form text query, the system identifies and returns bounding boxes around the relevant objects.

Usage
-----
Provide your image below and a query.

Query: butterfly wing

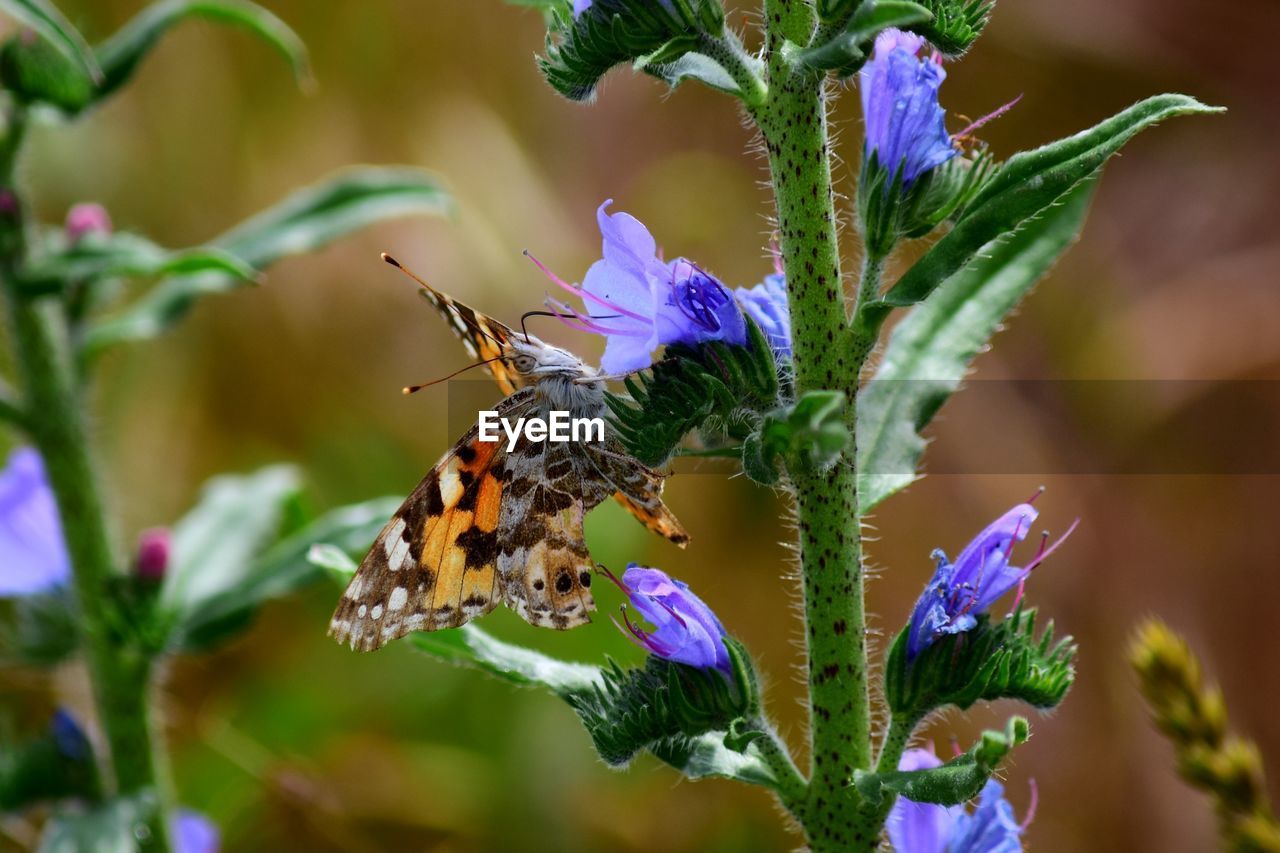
[329,390,535,650]
[416,287,527,395]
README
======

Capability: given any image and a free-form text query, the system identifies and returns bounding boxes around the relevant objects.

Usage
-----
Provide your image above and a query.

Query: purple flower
[174,810,220,853]
[888,748,1027,853]
[860,29,956,188]
[572,0,593,17]
[0,447,70,597]
[604,564,731,673]
[65,203,112,244]
[735,272,791,358]
[534,201,747,374]
[135,527,172,582]
[906,501,1076,660]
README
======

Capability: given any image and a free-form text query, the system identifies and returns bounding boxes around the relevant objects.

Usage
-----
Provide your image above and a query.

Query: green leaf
[161,466,300,634]
[0,0,100,84]
[93,0,312,105]
[885,608,1076,720]
[537,0,725,101]
[876,94,1220,310]
[21,232,255,292]
[171,494,400,651]
[857,179,1094,511]
[854,716,1028,807]
[81,166,452,358]
[793,1,933,73]
[745,390,849,484]
[1,587,80,666]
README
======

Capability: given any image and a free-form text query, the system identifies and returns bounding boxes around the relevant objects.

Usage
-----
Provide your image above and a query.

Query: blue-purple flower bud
[605,563,731,674]
[734,272,791,359]
[860,29,956,189]
[906,500,1076,661]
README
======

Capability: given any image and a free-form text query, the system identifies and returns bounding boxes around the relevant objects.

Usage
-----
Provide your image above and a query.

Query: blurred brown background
[7,0,1279,849]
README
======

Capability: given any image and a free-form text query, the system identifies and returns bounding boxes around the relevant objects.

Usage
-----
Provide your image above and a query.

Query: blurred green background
[4,0,1278,849]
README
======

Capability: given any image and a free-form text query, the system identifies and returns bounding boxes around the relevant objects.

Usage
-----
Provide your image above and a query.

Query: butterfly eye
[512,354,537,373]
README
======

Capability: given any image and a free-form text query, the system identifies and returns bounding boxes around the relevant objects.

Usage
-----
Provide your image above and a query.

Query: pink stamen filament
[955,93,1024,140]
[545,296,647,338]
[524,249,652,324]
[1022,778,1039,831]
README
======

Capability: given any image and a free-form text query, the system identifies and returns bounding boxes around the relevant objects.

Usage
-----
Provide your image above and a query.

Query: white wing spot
[388,586,409,611]
[383,518,408,558]
[345,575,364,600]
[387,536,411,572]
[357,604,368,618]
[439,467,464,508]
[371,604,384,620]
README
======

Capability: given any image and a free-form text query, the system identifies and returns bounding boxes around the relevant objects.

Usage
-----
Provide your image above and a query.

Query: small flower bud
[135,527,171,582]
[65,202,112,244]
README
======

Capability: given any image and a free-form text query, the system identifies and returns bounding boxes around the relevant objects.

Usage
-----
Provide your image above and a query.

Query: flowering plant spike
[0,0,1227,849]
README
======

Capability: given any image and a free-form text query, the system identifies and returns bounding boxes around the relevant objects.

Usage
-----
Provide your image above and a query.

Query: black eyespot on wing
[533,579,545,591]
[555,571,573,594]
[578,570,591,588]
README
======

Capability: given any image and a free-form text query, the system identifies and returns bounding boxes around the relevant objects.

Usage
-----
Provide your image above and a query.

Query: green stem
[853,712,920,839]
[698,31,768,108]
[754,727,809,814]
[0,109,173,852]
[754,3,876,848]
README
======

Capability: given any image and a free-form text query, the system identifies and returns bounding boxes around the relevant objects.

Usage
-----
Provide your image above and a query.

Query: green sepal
[793,1,933,74]
[566,635,759,767]
[0,31,94,113]
[904,0,991,56]
[536,0,725,101]
[743,389,849,484]
[606,315,780,467]
[875,94,1221,310]
[0,714,101,811]
[856,178,1095,512]
[885,607,1076,720]
[854,716,1028,807]
[857,148,995,262]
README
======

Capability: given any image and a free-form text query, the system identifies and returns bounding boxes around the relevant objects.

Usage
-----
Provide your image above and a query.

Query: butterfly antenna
[381,252,437,293]
[402,354,507,395]
[382,252,505,348]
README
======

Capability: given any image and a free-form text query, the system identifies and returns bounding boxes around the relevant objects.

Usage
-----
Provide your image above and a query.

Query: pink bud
[136,528,171,582]
[0,190,18,216]
[65,203,112,244]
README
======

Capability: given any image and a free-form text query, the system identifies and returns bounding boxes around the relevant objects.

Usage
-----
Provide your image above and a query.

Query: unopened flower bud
[65,203,112,243]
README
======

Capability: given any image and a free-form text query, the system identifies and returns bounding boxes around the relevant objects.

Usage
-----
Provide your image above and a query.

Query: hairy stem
[755,3,876,847]
[0,109,173,852]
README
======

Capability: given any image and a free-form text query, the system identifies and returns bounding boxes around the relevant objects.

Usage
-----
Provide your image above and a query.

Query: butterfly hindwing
[497,434,611,629]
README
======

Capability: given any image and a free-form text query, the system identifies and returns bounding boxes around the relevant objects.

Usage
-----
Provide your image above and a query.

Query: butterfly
[329,255,688,651]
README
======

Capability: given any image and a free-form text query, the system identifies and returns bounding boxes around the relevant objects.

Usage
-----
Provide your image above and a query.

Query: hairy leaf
[906,0,991,55]
[857,179,1094,511]
[82,167,451,357]
[855,716,1028,807]
[22,232,254,292]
